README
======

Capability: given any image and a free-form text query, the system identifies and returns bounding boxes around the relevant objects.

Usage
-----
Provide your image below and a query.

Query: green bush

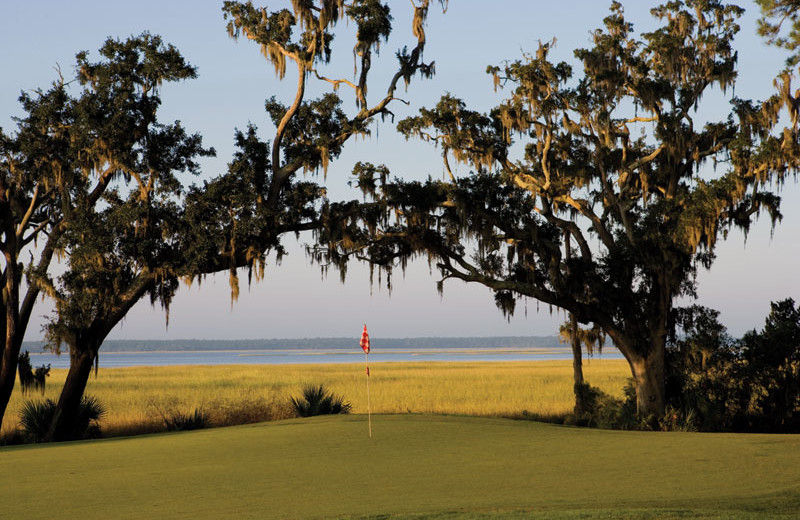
[19,395,107,443]
[658,406,699,432]
[666,299,800,432]
[18,400,54,442]
[163,408,209,431]
[17,351,49,395]
[580,381,639,430]
[290,384,352,417]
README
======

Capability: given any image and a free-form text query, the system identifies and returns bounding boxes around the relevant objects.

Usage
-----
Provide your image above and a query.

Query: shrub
[667,300,800,432]
[17,351,51,395]
[18,400,54,443]
[19,395,107,443]
[207,395,293,426]
[162,408,209,431]
[17,351,34,393]
[658,406,699,432]
[290,384,352,417]
[564,381,639,430]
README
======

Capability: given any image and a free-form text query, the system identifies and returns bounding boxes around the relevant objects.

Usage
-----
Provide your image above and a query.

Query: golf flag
[361,324,372,438]
[360,324,370,354]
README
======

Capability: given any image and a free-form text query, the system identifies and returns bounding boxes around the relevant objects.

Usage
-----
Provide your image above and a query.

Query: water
[27,347,622,369]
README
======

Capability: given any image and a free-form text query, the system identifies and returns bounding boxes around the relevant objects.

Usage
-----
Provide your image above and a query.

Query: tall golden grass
[2,359,630,438]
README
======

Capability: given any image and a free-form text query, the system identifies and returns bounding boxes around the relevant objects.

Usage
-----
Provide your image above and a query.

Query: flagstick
[365,351,372,438]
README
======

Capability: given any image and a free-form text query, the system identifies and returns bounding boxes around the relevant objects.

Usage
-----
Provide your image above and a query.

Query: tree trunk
[0,262,20,431]
[629,350,666,421]
[605,324,668,424]
[569,314,587,416]
[0,339,18,430]
[45,347,96,442]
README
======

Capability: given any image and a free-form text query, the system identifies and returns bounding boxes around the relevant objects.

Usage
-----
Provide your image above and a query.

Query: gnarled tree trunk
[45,344,97,442]
[0,255,20,429]
[628,349,666,420]
[606,326,667,422]
[0,342,18,429]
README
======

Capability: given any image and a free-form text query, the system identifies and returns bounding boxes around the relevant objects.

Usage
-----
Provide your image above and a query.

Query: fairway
[3,415,799,519]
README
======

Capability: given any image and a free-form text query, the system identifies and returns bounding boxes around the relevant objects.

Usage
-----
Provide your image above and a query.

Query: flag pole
[365,350,372,438]
[361,323,372,438]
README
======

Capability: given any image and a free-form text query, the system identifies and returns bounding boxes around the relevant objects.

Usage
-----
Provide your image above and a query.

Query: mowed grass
[2,359,630,437]
[3,414,799,519]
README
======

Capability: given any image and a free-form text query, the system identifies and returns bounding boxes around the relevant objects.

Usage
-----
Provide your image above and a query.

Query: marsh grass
[1,359,629,439]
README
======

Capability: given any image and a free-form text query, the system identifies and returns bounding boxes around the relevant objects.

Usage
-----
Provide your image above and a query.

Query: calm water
[27,347,622,369]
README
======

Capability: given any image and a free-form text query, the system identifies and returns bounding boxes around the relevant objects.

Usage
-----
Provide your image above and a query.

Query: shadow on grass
[338,502,800,520]
[336,487,800,520]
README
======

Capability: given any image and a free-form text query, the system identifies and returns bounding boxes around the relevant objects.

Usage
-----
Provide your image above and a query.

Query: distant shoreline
[27,346,575,356]
[21,335,581,353]
[24,345,621,369]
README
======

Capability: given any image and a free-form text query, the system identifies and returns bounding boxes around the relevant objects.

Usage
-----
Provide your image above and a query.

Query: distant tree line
[21,335,566,352]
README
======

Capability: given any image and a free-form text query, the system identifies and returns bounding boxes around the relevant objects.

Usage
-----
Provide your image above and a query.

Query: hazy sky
[2,1,798,340]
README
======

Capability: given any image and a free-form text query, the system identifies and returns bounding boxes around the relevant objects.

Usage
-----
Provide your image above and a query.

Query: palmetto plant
[19,396,106,443]
[162,408,209,431]
[290,385,352,418]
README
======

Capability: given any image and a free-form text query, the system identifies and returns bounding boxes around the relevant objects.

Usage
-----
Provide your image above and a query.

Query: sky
[1,1,798,341]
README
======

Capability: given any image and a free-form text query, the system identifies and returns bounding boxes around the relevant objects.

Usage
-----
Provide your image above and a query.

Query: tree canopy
[1,0,447,437]
[7,34,213,440]
[1,32,211,431]
[315,0,800,419]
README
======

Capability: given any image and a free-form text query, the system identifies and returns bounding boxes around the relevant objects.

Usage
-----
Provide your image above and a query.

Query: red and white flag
[360,324,370,354]
[361,324,373,437]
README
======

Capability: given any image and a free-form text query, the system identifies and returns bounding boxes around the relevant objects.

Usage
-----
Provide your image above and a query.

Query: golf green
[3,415,799,519]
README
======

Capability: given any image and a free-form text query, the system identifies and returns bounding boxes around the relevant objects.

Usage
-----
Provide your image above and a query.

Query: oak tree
[319,1,800,419]
[36,0,444,439]
[32,34,213,441]
[195,0,443,295]
[757,0,800,65]
[0,70,139,430]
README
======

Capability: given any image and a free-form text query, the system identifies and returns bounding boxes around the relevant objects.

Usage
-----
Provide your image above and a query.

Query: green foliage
[44,32,214,356]
[290,384,352,417]
[348,0,392,58]
[18,400,54,443]
[16,352,34,393]
[222,1,332,77]
[319,0,800,420]
[658,406,699,433]
[162,408,209,432]
[21,33,217,441]
[566,382,639,430]
[265,93,364,174]
[758,0,800,66]
[665,305,735,431]
[737,298,800,430]
[19,396,106,443]
[572,381,700,432]
[666,299,800,432]
[1,0,443,435]
[17,351,50,395]
[0,72,77,430]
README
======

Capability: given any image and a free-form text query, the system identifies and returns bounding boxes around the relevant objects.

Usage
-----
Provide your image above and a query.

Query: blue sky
[2,1,798,340]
